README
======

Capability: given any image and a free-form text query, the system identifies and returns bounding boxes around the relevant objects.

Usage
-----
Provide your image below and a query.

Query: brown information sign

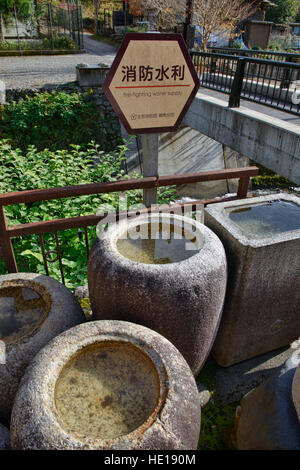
[102,33,200,134]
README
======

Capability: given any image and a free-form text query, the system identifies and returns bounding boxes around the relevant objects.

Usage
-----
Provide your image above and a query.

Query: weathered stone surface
[76,64,110,87]
[88,213,227,376]
[0,423,10,450]
[197,382,211,408]
[10,320,201,450]
[292,344,300,423]
[74,285,89,300]
[235,348,300,450]
[199,344,294,406]
[205,193,300,367]
[0,273,85,421]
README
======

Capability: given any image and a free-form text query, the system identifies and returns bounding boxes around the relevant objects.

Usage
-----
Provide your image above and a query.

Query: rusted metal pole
[0,168,259,207]
[0,205,18,273]
[237,176,251,198]
[0,166,259,275]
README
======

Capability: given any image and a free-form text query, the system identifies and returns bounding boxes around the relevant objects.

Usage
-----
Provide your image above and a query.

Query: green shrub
[0,139,177,288]
[198,397,237,450]
[0,91,121,152]
[268,33,293,51]
[0,36,77,51]
[228,40,244,49]
[124,25,148,33]
[41,35,77,50]
[252,163,292,188]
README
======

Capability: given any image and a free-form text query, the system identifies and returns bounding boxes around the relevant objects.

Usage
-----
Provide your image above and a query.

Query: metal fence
[208,47,300,64]
[191,51,300,115]
[4,1,84,50]
[0,167,258,285]
[97,9,139,36]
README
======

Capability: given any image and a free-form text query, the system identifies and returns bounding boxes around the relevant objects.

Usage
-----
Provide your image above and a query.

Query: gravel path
[0,34,117,89]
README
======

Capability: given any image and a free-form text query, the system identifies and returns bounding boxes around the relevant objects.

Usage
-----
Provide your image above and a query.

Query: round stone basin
[116,219,202,265]
[88,213,227,376]
[0,273,85,421]
[10,321,201,450]
[0,285,47,345]
[54,341,160,440]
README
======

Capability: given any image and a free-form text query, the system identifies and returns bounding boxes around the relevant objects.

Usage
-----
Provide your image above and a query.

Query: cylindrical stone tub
[88,213,227,376]
[10,320,201,450]
[0,273,85,421]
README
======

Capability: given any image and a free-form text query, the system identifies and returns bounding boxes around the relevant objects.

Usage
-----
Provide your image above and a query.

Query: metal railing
[3,1,84,50]
[209,47,300,63]
[0,167,258,286]
[191,51,300,115]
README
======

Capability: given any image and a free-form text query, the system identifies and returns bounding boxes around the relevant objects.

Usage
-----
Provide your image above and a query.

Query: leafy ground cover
[0,90,121,152]
[251,163,293,188]
[0,91,177,288]
[196,361,238,450]
[0,36,77,51]
[198,398,238,450]
[0,139,177,289]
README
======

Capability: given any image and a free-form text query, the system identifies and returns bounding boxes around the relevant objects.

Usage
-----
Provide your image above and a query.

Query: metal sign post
[102,33,200,206]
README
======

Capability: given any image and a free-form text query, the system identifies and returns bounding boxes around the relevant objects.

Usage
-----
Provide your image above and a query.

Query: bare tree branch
[193,0,257,50]
[134,0,257,50]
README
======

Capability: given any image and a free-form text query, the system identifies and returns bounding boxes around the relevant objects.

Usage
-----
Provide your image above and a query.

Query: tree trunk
[0,13,5,42]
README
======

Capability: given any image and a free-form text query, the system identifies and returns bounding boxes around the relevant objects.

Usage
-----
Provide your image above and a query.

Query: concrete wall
[123,124,250,199]
[158,127,249,198]
[184,92,300,185]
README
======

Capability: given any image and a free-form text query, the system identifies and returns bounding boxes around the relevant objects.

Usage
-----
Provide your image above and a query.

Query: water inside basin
[54,342,161,440]
[116,220,201,264]
[227,200,300,238]
[0,286,46,344]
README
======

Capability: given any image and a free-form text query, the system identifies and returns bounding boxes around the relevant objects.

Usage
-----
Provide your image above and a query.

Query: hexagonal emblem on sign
[103,33,200,134]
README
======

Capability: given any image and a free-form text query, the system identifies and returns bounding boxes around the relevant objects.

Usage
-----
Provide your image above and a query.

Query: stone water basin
[0,273,85,421]
[54,341,161,440]
[205,193,300,367]
[10,321,201,450]
[88,213,227,376]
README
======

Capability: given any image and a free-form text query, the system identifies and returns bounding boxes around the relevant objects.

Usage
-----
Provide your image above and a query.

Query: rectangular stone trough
[204,193,300,367]
[76,65,110,88]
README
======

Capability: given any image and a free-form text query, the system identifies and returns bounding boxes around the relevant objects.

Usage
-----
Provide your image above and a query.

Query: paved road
[0,34,117,89]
